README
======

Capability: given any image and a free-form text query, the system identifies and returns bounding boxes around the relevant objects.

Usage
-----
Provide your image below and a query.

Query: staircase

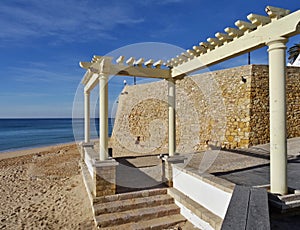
[92,188,186,229]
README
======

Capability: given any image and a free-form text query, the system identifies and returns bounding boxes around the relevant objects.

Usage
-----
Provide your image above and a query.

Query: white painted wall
[173,166,232,218]
[84,148,94,179]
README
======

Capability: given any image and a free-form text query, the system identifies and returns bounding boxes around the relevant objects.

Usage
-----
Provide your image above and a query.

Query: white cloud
[7,65,80,83]
[0,0,144,42]
[0,92,51,97]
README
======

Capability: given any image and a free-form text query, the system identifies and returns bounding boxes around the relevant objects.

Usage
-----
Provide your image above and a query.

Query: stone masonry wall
[111,65,300,156]
[249,65,300,145]
[111,82,169,157]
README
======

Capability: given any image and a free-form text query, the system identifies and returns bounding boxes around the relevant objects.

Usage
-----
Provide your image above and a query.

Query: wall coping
[93,158,119,167]
[172,164,235,194]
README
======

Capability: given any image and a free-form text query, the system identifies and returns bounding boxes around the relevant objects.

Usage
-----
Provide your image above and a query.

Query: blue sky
[0,0,299,118]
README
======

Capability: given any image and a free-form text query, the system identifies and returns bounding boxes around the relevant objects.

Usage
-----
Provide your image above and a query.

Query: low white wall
[173,166,232,218]
[84,148,94,179]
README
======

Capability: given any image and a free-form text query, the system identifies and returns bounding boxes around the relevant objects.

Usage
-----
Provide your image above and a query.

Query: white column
[99,74,109,161]
[84,91,90,143]
[267,37,288,195]
[168,78,176,156]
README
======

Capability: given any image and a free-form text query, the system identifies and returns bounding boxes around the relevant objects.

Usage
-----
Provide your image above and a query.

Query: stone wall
[249,65,300,145]
[111,82,169,156]
[110,65,300,157]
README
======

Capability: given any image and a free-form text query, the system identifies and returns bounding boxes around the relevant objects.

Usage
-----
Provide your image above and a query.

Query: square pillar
[162,155,186,187]
[93,159,119,197]
[80,142,94,161]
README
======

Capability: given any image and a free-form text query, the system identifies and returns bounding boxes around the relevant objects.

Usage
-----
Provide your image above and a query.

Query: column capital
[98,57,112,75]
[98,73,109,80]
[266,37,288,51]
[166,77,176,83]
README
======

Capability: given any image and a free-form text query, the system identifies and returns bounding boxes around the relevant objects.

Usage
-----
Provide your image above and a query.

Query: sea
[0,118,114,153]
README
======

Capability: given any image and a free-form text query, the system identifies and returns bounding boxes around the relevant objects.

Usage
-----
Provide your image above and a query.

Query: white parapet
[172,165,232,219]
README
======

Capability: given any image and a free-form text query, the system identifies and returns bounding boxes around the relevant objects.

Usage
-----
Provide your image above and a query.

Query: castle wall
[111,65,300,156]
[249,65,300,146]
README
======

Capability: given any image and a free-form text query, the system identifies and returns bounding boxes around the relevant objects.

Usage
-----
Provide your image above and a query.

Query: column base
[92,159,119,197]
[162,155,187,187]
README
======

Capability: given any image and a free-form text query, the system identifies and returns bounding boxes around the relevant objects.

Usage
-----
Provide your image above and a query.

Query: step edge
[95,204,180,227]
[134,214,187,230]
[93,188,168,204]
[94,195,174,215]
[168,187,223,229]
[99,214,186,230]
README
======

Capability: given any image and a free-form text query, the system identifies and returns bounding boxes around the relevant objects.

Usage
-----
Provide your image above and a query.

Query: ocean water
[0,118,114,152]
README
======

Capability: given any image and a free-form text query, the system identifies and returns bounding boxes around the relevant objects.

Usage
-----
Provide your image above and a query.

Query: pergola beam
[110,65,170,79]
[171,8,300,78]
[81,58,170,93]
[82,64,170,92]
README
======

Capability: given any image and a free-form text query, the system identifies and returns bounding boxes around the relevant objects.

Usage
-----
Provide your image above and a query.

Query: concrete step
[93,188,167,204]
[168,187,223,230]
[95,203,180,228]
[100,214,186,230]
[94,194,174,215]
[284,200,300,209]
[279,193,300,203]
[269,191,300,211]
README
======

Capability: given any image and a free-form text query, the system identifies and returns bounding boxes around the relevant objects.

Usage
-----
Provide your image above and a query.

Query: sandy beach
[0,143,95,230]
[0,141,273,230]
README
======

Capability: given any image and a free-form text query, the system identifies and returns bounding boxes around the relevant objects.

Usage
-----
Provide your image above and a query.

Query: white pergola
[80,6,300,195]
[80,57,175,161]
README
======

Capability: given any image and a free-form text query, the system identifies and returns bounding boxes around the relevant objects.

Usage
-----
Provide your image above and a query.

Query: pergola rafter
[80,56,171,93]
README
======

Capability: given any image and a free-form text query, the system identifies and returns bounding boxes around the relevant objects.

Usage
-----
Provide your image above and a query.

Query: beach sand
[0,143,95,230]
[1,139,296,229]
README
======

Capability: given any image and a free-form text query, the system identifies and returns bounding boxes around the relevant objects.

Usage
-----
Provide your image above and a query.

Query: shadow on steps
[115,157,167,194]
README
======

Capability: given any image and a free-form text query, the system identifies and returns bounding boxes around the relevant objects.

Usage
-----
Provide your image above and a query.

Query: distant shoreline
[0,137,105,160]
[0,140,77,154]
[0,141,77,160]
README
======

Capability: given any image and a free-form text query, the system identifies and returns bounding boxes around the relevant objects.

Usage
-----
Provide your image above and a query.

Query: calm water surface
[0,118,114,152]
